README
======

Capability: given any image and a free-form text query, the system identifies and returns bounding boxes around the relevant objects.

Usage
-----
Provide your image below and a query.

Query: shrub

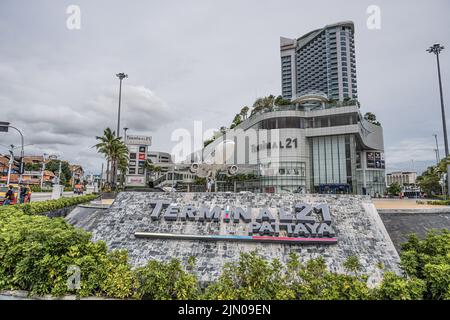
[15,194,97,215]
[375,272,426,300]
[134,259,199,300]
[399,230,450,299]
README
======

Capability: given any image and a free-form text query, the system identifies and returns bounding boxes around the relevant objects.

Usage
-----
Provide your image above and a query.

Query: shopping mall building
[190,22,386,196]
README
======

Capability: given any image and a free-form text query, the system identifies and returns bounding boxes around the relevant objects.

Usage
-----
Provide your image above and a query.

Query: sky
[0,0,449,175]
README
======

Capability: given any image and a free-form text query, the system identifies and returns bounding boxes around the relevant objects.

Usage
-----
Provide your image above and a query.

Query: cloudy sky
[0,0,449,175]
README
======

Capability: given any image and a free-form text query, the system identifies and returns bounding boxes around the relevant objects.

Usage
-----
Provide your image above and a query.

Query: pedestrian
[3,185,15,205]
[19,184,27,204]
[26,185,32,203]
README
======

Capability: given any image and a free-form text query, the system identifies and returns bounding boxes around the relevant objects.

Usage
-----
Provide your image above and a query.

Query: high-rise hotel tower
[280,21,357,101]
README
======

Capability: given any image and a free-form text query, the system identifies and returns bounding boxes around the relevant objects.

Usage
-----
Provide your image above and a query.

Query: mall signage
[126,135,152,146]
[251,137,298,152]
[135,201,337,244]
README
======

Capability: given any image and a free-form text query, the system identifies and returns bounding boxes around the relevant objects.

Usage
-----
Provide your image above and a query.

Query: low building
[69,164,84,185]
[386,171,417,186]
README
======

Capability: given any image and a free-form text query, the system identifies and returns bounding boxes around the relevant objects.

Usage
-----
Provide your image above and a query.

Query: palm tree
[94,128,116,185]
[109,138,128,188]
[251,95,275,116]
[94,127,129,189]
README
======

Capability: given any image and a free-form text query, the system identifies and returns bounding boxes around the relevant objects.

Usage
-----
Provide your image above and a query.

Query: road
[30,191,76,202]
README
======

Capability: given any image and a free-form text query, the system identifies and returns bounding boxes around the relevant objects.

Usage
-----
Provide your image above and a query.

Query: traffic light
[13,157,23,174]
[0,121,9,132]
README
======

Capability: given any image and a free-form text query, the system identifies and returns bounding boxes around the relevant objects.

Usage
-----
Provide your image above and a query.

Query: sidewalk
[372,198,448,209]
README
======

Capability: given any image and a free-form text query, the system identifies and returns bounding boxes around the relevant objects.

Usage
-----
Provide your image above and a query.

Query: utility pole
[6,146,13,185]
[40,153,47,189]
[427,44,449,197]
[57,158,62,184]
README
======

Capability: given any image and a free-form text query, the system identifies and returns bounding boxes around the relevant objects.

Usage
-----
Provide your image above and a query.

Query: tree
[230,114,242,129]
[274,95,291,106]
[45,160,72,185]
[387,182,402,196]
[364,112,381,126]
[24,163,41,172]
[94,127,128,189]
[416,158,449,196]
[240,106,249,120]
[251,95,275,116]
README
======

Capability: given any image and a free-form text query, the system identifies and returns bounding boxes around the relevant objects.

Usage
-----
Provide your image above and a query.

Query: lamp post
[114,73,127,189]
[115,73,128,138]
[433,134,440,164]
[0,124,24,183]
[427,44,449,197]
[123,127,129,144]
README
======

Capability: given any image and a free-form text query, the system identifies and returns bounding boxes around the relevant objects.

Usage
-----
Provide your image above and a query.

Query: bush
[0,196,135,298]
[202,252,372,300]
[399,230,450,299]
[134,259,199,300]
[375,272,426,300]
[15,194,97,215]
[426,200,450,206]
[0,195,448,300]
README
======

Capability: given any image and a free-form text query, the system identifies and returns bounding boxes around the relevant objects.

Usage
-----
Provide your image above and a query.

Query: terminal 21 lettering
[251,137,298,152]
[143,200,336,243]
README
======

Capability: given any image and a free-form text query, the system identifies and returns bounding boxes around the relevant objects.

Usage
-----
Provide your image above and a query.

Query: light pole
[123,127,129,143]
[114,73,127,189]
[115,73,128,138]
[0,124,24,183]
[427,44,449,197]
[433,134,440,164]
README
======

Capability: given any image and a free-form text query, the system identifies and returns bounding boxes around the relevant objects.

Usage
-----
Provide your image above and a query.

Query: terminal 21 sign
[134,201,337,244]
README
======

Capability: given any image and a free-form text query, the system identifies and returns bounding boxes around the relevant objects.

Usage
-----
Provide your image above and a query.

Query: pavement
[30,191,76,202]
[372,198,449,209]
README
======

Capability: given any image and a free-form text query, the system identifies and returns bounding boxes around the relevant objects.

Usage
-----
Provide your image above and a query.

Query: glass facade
[255,113,358,130]
[311,135,350,188]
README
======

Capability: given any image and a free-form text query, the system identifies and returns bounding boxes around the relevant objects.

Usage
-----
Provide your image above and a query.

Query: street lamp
[123,127,129,144]
[114,73,127,189]
[427,43,449,197]
[433,134,440,165]
[115,72,128,138]
[0,123,24,183]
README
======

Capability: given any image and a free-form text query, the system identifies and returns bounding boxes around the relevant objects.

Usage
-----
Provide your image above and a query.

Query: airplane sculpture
[160,139,256,179]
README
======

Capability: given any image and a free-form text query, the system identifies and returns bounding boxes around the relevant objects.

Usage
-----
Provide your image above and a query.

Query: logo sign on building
[126,135,152,146]
[135,201,337,245]
[367,152,385,169]
[126,175,146,186]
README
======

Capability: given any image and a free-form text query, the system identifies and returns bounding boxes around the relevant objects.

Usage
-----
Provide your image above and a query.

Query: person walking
[26,185,32,203]
[19,184,27,204]
[3,185,15,205]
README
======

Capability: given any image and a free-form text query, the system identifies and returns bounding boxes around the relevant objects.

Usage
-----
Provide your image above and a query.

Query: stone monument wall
[90,192,400,285]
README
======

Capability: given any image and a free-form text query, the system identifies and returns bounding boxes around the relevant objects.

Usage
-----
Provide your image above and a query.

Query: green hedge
[0,197,449,299]
[16,194,97,215]
[426,200,450,206]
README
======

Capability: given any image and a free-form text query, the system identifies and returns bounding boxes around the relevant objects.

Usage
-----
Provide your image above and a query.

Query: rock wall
[89,192,400,285]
